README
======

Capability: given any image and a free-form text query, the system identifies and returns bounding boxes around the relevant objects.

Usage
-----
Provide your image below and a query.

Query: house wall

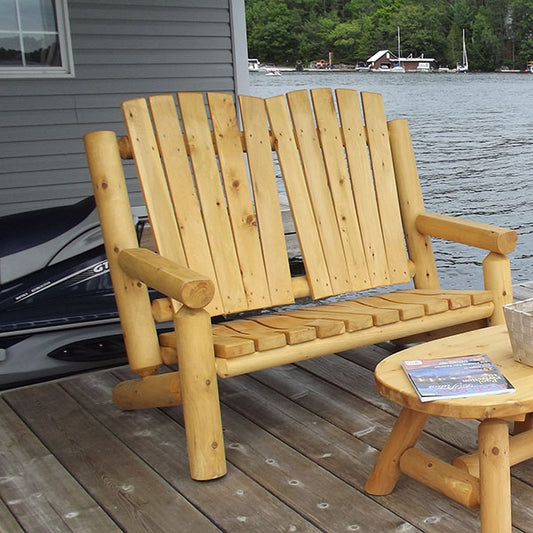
[0,0,248,216]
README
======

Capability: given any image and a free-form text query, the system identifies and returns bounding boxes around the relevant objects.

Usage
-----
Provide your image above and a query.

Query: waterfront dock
[0,282,531,532]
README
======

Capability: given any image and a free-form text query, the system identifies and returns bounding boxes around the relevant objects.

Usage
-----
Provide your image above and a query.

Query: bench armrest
[118,248,214,309]
[416,212,517,255]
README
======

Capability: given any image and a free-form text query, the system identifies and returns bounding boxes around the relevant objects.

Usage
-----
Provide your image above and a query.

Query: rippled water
[249,72,532,289]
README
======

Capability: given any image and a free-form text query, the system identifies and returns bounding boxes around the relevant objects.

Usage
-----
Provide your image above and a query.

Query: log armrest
[416,212,517,255]
[118,248,215,309]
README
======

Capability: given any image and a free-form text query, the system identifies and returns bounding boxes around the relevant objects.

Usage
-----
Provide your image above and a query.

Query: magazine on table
[401,353,515,402]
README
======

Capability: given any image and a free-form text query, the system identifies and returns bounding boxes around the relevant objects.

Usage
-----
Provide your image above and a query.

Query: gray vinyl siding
[0,0,246,216]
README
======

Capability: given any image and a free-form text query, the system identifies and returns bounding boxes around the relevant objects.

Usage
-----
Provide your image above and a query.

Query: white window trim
[0,0,75,79]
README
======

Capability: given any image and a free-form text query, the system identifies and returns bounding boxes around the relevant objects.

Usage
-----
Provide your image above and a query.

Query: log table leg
[478,419,511,533]
[365,407,428,495]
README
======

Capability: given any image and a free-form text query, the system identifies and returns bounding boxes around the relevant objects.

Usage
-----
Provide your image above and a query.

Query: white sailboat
[457,29,468,73]
[391,27,405,72]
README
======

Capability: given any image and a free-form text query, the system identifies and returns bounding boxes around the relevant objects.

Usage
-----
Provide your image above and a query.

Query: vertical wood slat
[239,94,294,307]
[285,89,352,295]
[335,89,390,287]
[265,94,333,299]
[360,91,411,285]
[147,94,224,315]
[122,98,186,271]
[177,92,247,314]
[207,92,272,310]
[310,88,371,291]
[121,98,187,316]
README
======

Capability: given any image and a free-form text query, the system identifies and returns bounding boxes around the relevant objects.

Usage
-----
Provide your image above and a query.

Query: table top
[375,325,533,419]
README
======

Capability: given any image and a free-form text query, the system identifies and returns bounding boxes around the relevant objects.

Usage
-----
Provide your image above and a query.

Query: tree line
[245,0,533,71]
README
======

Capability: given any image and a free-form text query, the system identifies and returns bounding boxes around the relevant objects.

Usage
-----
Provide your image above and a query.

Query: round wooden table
[365,325,533,533]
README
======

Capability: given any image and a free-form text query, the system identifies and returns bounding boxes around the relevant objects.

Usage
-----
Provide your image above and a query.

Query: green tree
[246,0,301,63]
[510,0,533,67]
[471,8,503,69]
[245,0,529,71]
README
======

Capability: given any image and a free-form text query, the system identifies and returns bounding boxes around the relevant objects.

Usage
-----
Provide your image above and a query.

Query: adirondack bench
[83,88,517,481]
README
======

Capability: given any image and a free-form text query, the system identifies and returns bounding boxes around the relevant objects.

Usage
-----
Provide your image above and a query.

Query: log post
[482,252,513,326]
[174,306,226,480]
[478,419,512,533]
[84,130,162,377]
[388,119,440,289]
[365,407,428,494]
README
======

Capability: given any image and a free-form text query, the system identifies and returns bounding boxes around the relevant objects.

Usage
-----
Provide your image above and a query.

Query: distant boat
[265,68,281,76]
[248,58,261,72]
[393,27,406,72]
[457,29,469,73]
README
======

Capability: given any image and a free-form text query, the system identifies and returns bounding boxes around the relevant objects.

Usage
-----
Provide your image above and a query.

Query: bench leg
[175,307,227,481]
[478,419,512,533]
[365,407,428,495]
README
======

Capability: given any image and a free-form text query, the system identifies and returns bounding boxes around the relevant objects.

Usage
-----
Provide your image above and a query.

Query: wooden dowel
[483,252,513,326]
[291,275,311,299]
[416,212,517,255]
[174,307,226,480]
[152,298,173,323]
[478,419,512,533]
[399,448,480,508]
[112,372,182,410]
[453,426,533,478]
[365,407,428,495]
[514,412,533,434]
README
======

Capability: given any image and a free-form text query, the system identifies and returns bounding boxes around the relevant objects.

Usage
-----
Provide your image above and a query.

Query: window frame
[0,0,75,79]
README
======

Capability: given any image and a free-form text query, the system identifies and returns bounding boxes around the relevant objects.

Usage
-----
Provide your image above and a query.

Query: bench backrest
[113,88,436,319]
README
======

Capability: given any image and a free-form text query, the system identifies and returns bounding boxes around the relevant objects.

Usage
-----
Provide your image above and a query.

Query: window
[0,0,74,78]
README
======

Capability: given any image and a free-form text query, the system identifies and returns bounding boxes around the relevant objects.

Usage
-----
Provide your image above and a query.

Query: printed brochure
[401,353,515,402]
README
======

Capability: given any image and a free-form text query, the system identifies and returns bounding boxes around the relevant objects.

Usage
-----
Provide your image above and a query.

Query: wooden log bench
[83,88,517,481]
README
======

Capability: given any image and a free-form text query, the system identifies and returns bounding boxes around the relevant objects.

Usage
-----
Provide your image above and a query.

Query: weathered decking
[1,282,533,533]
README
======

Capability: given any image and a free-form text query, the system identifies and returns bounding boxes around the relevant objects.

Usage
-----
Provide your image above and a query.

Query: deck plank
[0,398,120,533]
[219,371,482,532]
[64,369,321,532]
[2,383,220,533]
[1,318,533,532]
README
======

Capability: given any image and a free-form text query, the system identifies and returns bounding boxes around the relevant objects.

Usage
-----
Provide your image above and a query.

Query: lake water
[249,71,532,290]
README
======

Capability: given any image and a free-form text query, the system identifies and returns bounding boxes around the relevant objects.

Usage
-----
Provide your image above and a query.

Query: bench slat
[208,93,272,310]
[310,88,371,291]
[360,91,411,285]
[177,92,247,314]
[121,98,187,278]
[285,89,352,295]
[265,95,333,299]
[239,95,295,307]
[335,89,391,287]
[147,94,224,315]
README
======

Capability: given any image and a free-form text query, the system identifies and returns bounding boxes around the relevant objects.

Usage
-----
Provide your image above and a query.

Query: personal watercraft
[0,197,150,389]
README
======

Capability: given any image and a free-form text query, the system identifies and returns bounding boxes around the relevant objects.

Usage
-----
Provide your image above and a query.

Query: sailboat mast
[397,26,401,60]
[462,29,468,69]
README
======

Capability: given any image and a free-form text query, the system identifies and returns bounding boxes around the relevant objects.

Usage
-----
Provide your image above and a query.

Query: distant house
[367,50,435,72]
[367,50,398,70]
[0,0,249,217]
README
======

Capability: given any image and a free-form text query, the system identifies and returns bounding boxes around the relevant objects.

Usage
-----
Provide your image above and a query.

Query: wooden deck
[1,282,532,533]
